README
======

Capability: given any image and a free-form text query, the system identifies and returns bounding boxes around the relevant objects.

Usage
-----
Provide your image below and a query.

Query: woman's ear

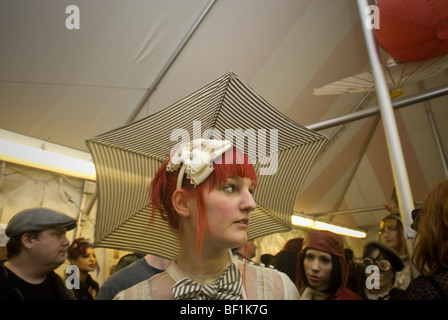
[172,189,191,218]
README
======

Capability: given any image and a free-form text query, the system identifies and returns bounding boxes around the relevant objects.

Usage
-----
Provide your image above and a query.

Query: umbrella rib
[208,72,235,132]
[384,67,397,89]
[89,140,167,162]
[398,64,408,88]
[409,58,445,83]
[89,71,328,258]
[253,203,292,228]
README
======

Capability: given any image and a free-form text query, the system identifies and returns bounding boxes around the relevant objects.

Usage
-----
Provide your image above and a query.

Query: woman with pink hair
[114,139,299,300]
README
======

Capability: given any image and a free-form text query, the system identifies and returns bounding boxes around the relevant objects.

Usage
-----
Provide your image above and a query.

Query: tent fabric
[0,162,82,234]
[0,0,447,240]
[313,55,448,95]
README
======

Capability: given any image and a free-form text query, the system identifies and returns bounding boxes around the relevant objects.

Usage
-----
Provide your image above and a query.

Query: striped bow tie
[171,264,243,300]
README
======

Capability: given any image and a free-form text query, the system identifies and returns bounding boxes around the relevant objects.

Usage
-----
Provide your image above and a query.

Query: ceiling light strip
[291,214,366,238]
[0,129,96,180]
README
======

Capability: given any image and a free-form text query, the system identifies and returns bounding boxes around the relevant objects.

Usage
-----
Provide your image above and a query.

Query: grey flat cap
[5,208,77,237]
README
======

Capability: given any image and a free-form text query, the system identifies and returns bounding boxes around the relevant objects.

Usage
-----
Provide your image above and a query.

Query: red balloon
[374,0,448,62]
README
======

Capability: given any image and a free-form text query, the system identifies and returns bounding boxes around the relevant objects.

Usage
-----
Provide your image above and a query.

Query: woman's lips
[308,275,320,282]
[233,219,248,227]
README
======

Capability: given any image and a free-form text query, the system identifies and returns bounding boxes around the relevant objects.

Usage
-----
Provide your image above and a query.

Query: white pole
[357,0,416,275]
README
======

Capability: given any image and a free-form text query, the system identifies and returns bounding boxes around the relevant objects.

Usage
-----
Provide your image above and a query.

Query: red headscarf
[295,230,349,300]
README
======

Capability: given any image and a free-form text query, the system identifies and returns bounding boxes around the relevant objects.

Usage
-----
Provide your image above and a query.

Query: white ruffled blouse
[114,250,300,300]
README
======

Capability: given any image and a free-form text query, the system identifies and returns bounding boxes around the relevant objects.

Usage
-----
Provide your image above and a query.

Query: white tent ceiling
[1,0,447,236]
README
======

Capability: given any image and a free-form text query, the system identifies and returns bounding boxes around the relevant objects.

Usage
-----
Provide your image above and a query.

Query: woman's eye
[223,185,236,193]
[305,253,314,260]
[320,257,331,264]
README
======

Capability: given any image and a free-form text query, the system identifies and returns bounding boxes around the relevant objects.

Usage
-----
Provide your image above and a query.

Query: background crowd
[1,178,447,300]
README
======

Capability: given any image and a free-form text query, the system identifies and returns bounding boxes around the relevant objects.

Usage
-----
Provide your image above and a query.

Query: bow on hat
[167,139,232,189]
[171,263,243,300]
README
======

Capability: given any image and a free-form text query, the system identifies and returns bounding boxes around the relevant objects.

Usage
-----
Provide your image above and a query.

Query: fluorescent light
[0,129,96,180]
[291,215,314,227]
[314,221,366,238]
[291,214,366,238]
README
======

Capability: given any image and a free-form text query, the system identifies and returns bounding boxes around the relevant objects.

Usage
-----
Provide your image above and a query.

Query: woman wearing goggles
[362,241,405,300]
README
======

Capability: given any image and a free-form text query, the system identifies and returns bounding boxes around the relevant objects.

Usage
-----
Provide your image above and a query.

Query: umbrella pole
[357,0,417,277]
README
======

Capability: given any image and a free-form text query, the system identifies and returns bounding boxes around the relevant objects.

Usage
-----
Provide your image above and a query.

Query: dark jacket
[72,273,99,300]
[406,269,448,300]
[0,260,75,300]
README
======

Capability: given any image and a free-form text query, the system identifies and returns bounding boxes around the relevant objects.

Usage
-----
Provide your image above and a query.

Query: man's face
[29,228,70,269]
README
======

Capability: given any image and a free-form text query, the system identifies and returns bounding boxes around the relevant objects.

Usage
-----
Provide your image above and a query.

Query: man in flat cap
[0,208,77,300]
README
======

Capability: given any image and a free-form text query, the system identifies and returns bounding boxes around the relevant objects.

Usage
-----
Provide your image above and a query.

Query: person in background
[346,260,365,298]
[232,238,257,262]
[260,254,274,267]
[344,248,354,265]
[282,237,304,253]
[406,180,448,300]
[380,187,412,290]
[362,241,406,300]
[270,250,298,283]
[0,208,76,300]
[379,213,411,290]
[67,238,99,300]
[270,237,303,283]
[295,230,362,300]
[97,253,170,300]
[112,252,146,274]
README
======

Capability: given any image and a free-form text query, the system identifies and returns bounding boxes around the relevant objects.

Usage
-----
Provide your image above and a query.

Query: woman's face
[380,219,401,252]
[72,247,96,273]
[365,248,395,292]
[193,176,256,251]
[303,248,333,290]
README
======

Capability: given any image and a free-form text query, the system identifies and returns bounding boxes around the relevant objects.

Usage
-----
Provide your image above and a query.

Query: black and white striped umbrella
[86,72,327,260]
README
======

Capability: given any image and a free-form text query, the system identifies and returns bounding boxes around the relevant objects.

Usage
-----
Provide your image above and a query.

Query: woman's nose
[310,259,320,271]
[241,189,257,212]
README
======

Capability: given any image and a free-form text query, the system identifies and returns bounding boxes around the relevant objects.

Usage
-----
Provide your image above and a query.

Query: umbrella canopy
[313,54,448,96]
[86,72,327,259]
